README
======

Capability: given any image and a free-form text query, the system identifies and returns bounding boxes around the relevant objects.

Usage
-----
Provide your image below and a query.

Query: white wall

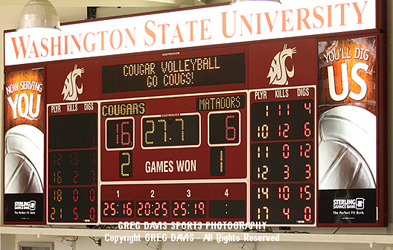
[10,234,380,250]
[1,1,393,249]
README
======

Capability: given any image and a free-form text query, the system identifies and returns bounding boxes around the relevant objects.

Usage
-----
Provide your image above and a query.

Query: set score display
[105,113,241,149]
[102,200,206,218]
[106,118,134,149]
[100,182,247,222]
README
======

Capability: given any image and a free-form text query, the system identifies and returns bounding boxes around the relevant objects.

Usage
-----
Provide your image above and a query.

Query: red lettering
[144,20,156,46]
[40,38,49,57]
[186,20,198,41]
[336,3,350,26]
[71,34,82,53]
[29,41,39,58]
[83,32,95,52]
[313,6,324,28]
[158,23,170,44]
[221,11,236,38]
[265,11,279,33]
[171,24,184,43]
[282,10,294,32]
[97,31,108,50]
[11,36,30,59]
[327,5,333,27]
[353,1,368,24]
[201,19,211,40]
[51,36,61,56]
[64,35,69,55]
[256,13,262,34]
[297,8,311,30]
[124,28,136,47]
[110,29,123,49]
[240,14,253,36]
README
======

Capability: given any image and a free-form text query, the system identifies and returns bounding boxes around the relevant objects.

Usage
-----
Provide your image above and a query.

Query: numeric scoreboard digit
[252,99,313,141]
[142,114,200,148]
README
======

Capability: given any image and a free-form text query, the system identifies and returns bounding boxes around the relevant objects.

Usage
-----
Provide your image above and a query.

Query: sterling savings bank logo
[333,198,365,210]
[62,65,84,101]
[267,44,297,86]
[14,200,36,212]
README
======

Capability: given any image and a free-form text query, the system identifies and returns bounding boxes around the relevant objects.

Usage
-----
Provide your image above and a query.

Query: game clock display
[142,114,200,148]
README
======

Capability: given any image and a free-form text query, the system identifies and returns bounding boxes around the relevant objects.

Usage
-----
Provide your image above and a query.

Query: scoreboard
[3,2,387,227]
[42,39,321,225]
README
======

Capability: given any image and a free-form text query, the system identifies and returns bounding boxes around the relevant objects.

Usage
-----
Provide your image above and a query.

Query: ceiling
[0,0,231,22]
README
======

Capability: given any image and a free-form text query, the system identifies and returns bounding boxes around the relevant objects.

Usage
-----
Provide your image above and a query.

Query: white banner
[4,0,375,66]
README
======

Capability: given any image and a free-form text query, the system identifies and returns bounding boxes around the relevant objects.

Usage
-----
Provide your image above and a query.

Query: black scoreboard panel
[47,104,98,223]
[250,87,316,225]
[102,53,245,93]
[43,35,386,227]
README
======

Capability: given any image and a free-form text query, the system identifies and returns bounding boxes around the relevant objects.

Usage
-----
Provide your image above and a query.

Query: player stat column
[250,87,316,225]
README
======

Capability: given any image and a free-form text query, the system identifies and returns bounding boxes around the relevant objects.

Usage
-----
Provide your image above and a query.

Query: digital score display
[98,91,247,223]
[251,99,313,141]
[101,183,246,222]
[100,92,247,183]
[49,187,97,222]
[106,118,134,149]
[251,184,313,223]
[49,150,97,185]
[250,87,316,225]
[47,104,98,223]
[142,114,200,147]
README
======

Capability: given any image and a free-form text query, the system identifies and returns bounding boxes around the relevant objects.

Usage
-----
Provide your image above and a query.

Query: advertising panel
[318,36,377,224]
[4,69,45,223]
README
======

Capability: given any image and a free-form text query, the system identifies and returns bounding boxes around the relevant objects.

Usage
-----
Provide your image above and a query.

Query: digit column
[47,103,98,223]
[250,87,316,225]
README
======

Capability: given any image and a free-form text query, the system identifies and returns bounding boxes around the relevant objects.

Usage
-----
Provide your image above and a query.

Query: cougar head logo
[267,44,296,85]
[62,65,84,101]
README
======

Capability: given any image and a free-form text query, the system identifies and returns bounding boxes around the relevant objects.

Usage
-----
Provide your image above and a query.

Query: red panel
[46,60,101,103]
[248,39,318,90]
[100,91,247,181]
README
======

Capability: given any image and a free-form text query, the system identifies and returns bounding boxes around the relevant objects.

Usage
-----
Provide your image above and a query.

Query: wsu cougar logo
[267,44,297,85]
[62,65,84,101]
